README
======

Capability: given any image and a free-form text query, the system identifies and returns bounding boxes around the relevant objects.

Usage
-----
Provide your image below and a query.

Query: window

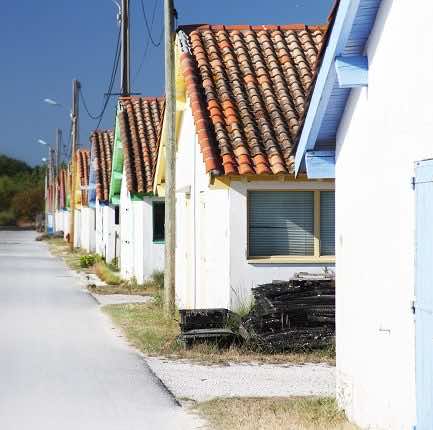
[153,201,165,242]
[248,190,335,260]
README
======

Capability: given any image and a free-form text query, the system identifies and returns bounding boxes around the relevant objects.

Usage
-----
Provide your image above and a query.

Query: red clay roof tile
[76,149,90,206]
[178,23,328,176]
[118,96,165,194]
[90,130,114,201]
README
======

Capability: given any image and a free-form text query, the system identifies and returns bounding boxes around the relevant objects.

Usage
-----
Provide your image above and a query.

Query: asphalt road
[0,230,202,430]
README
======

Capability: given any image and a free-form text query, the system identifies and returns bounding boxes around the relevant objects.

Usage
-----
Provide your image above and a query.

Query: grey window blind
[320,191,335,255]
[248,191,314,257]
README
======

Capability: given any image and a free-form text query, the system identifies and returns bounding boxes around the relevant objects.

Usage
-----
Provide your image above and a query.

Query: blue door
[415,159,433,429]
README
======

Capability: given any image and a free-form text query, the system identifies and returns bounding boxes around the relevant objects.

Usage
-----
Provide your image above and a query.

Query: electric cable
[132,0,160,84]
[79,25,121,126]
[139,0,164,47]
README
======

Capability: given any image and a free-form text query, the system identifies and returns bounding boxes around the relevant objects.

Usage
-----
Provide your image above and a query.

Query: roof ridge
[177,23,328,34]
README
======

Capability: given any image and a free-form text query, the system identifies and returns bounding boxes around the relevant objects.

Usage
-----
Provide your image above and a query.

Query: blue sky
[0,0,333,166]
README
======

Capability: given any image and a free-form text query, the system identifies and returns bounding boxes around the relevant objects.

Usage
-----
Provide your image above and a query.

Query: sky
[0,0,333,167]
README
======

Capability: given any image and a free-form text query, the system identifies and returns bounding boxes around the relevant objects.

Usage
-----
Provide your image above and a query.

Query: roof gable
[118,96,165,194]
[89,129,114,204]
[178,23,328,176]
[294,0,382,175]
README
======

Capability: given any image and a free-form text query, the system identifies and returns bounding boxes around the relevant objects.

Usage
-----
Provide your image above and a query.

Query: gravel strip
[91,293,153,306]
[145,357,335,402]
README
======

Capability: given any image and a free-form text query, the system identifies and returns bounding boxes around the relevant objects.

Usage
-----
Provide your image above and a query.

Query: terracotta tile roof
[76,149,90,206]
[178,23,328,175]
[90,129,114,201]
[58,168,67,209]
[118,96,165,194]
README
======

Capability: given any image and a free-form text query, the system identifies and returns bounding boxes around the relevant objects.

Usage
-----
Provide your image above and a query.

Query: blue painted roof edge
[294,0,362,175]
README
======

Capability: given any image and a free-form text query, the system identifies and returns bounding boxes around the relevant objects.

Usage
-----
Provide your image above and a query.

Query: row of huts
[48,0,432,428]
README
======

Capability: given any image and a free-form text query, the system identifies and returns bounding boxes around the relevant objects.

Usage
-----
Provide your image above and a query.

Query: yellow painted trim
[153,37,186,196]
[247,256,336,264]
[209,176,231,189]
[156,184,165,197]
[226,174,334,183]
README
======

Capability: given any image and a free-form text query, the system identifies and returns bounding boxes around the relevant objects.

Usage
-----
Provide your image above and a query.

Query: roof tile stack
[118,96,165,194]
[90,130,114,201]
[179,24,328,175]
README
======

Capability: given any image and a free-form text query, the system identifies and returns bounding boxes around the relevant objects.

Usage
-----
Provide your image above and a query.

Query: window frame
[152,200,165,244]
[246,189,335,264]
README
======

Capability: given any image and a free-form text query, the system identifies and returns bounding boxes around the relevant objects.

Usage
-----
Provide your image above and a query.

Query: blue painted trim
[335,56,368,88]
[295,0,362,175]
[305,150,336,179]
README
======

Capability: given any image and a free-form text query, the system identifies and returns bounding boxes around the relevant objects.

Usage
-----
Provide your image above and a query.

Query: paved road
[0,230,202,430]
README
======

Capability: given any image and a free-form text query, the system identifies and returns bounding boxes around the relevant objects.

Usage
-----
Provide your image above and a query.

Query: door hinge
[411,300,416,315]
[411,177,416,190]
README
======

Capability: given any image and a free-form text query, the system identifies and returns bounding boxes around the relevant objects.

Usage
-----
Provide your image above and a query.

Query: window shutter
[248,191,314,257]
[320,191,335,255]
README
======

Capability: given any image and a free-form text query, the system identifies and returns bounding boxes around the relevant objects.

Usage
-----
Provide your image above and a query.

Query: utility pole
[164,0,176,317]
[54,128,61,213]
[120,0,130,96]
[69,79,80,250]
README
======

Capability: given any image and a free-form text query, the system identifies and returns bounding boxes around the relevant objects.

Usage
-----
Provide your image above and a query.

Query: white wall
[175,102,334,310]
[175,103,231,309]
[104,205,119,264]
[80,207,96,253]
[63,210,70,241]
[54,211,63,233]
[229,180,335,311]
[132,197,165,284]
[73,209,81,248]
[120,173,134,280]
[95,201,104,257]
[335,1,433,428]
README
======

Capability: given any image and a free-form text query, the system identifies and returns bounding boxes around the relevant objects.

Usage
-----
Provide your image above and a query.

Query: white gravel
[145,357,335,402]
[90,293,153,306]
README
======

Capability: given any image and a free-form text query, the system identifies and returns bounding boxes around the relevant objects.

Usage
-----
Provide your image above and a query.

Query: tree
[11,187,44,222]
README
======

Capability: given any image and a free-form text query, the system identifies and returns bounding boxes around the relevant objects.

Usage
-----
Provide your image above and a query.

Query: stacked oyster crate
[241,273,335,352]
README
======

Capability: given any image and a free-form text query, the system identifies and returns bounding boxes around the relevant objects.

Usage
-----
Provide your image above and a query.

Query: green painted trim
[111,196,121,206]
[109,106,124,205]
[152,240,165,244]
[131,192,154,201]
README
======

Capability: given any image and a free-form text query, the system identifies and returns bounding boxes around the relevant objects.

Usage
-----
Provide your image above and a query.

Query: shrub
[0,209,16,226]
[108,257,119,272]
[79,254,98,268]
[151,270,164,289]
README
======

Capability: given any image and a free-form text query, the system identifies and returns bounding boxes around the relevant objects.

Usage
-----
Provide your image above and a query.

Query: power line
[133,0,160,84]
[79,25,122,128]
[140,0,164,48]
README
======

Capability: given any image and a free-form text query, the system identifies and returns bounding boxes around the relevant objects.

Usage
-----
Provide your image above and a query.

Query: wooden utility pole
[69,79,80,250]
[164,0,176,317]
[120,0,130,96]
[54,128,61,212]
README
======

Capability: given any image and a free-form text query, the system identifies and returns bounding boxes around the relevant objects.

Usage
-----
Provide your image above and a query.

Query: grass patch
[103,302,335,365]
[45,237,88,272]
[94,262,122,285]
[88,278,161,296]
[196,397,357,430]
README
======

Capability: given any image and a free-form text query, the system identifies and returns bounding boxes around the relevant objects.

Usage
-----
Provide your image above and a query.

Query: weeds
[103,303,335,365]
[196,397,357,430]
[94,262,122,285]
[79,254,99,268]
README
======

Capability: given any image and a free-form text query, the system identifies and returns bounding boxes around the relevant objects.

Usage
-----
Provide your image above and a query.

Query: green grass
[103,302,335,365]
[94,262,122,285]
[196,397,358,430]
